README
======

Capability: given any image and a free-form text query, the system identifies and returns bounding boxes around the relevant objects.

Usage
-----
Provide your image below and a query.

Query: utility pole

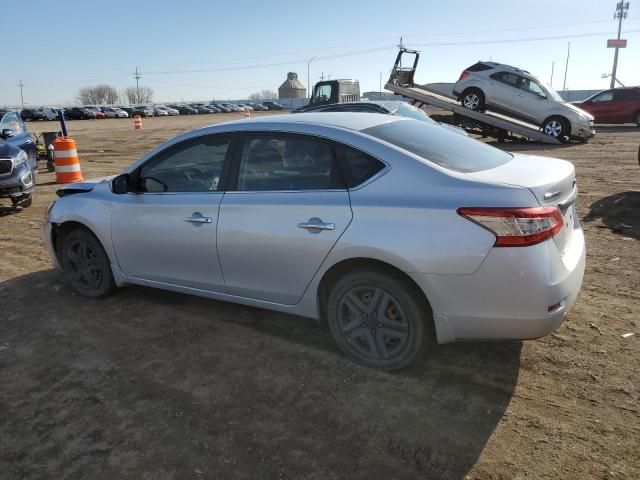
[550,61,555,87]
[562,42,570,91]
[307,57,315,99]
[379,72,382,99]
[134,66,141,102]
[18,80,24,108]
[610,1,630,89]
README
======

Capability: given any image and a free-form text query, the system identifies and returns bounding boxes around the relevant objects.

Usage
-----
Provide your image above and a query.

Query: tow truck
[385,48,564,145]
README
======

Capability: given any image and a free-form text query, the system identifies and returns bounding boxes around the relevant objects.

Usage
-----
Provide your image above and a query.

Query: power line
[410,29,640,47]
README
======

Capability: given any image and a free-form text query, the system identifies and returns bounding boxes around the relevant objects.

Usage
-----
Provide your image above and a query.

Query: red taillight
[459,71,470,81]
[457,206,564,247]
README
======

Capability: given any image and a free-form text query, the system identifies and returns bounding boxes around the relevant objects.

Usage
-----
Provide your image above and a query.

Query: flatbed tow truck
[385,48,563,145]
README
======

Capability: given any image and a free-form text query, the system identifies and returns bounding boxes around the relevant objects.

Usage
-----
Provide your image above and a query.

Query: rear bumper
[413,226,586,343]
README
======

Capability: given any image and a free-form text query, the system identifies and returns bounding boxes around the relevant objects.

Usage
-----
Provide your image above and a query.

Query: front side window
[314,84,333,102]
[138,136,230,192]
[592,91,614,102]
[236,135,344,191]
[518,78,544,95]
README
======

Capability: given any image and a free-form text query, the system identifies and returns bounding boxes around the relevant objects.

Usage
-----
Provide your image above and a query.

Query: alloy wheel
[463,94,480,110]
[544,120,563,137]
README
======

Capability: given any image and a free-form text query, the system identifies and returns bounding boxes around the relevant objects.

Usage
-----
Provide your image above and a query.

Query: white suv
[453,62,594,142]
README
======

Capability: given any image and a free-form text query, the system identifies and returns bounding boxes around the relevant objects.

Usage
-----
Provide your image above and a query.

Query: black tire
[327,269,429,371]
[461,88,485,112]
[634,111,640,127]
[542,116,570,143]
[61,228,115,298]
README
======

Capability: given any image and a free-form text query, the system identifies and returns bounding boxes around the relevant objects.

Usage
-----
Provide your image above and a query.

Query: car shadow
[583,191,640,240]
[0,205,23,216]
[592,125,640,133]
[1,269,521,480]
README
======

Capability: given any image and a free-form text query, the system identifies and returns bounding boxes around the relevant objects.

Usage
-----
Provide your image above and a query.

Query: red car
[574,87,640,126]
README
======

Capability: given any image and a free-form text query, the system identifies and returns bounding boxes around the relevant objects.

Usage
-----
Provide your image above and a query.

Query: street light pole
[18,80,24,108]
[562,42,570,91]
[610,1,630,89]
[307,57,316,99]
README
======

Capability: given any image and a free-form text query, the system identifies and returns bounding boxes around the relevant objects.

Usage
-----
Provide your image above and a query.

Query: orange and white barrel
[134,114,143,129]
[53,136,83,184]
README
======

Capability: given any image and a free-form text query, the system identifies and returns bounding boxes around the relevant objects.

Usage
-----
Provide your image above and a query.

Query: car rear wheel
[327,269,428,370]
[61,228,115,298]
[542,116,570,143]
[461,88,485,111]
[635,111,640,127]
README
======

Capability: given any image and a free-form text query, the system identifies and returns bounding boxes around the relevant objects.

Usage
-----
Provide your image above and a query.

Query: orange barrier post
[134,114,143,130]
[53,136,83,184]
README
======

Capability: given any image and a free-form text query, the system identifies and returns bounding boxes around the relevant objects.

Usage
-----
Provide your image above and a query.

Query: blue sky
[2,0,639,106]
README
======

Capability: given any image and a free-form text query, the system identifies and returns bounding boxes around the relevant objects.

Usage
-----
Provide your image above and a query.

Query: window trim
[226,131,349,193]
[129,133,237,194]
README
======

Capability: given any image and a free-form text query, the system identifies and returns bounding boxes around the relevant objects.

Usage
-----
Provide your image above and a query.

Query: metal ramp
[385,48,561,145]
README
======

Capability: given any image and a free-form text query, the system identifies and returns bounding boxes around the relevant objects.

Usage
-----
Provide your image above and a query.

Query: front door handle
[298,219,335,231]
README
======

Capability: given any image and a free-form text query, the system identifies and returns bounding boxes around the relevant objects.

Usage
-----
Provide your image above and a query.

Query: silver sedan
[44,113,585,370]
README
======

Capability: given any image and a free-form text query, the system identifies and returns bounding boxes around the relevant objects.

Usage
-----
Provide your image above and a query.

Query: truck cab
[298,79,360,111]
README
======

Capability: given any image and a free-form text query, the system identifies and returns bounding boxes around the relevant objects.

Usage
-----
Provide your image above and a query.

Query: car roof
[226,112,402,132]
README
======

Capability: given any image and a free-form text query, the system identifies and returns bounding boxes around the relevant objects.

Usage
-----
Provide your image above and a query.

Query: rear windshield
[362,119,512,173]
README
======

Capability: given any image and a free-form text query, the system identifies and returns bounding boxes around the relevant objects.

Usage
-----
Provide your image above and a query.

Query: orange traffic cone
[134,114,143,130]
[53,136,83,184]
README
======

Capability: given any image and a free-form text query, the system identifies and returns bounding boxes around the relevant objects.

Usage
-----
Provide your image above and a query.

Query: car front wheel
[61,228,115,298]
[327,269,428,370]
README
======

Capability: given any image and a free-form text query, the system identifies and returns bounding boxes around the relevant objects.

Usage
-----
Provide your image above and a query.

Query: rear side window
[490,72,519,87]
[466,62,494,72]
[335,144,385,188]
[362,119,512,173]
[237,135,345,191]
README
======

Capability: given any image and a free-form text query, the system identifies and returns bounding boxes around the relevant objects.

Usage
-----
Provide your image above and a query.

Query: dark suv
[0,111,37,208]
[65,107,96,120]
[20,108,45,121]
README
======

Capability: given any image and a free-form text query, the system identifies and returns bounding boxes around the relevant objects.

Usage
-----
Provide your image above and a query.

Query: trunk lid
[466,153,577,253]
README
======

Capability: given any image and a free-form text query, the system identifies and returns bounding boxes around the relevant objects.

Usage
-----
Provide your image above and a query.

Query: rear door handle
[184,215,212,224]
[298,221,335,231]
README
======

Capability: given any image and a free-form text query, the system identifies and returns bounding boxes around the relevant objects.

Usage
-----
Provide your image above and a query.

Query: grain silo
[278,72,307,99]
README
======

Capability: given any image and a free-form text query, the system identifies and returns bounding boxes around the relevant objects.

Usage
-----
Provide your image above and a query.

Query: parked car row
[17,101,287,122]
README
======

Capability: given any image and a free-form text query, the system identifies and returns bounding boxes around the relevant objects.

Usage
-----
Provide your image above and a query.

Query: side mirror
[1,128,15,139]
[112,173,130,194]
[537,92,547,99]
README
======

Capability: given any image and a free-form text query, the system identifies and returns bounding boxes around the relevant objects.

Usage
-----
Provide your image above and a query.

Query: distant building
[278,72,306,99]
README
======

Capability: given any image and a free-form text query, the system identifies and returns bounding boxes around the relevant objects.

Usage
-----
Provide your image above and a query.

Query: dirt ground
[1,113,639,480]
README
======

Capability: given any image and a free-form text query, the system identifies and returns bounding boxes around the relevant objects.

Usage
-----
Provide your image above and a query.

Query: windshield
[362,119,512,173]
[539,80,564,102]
